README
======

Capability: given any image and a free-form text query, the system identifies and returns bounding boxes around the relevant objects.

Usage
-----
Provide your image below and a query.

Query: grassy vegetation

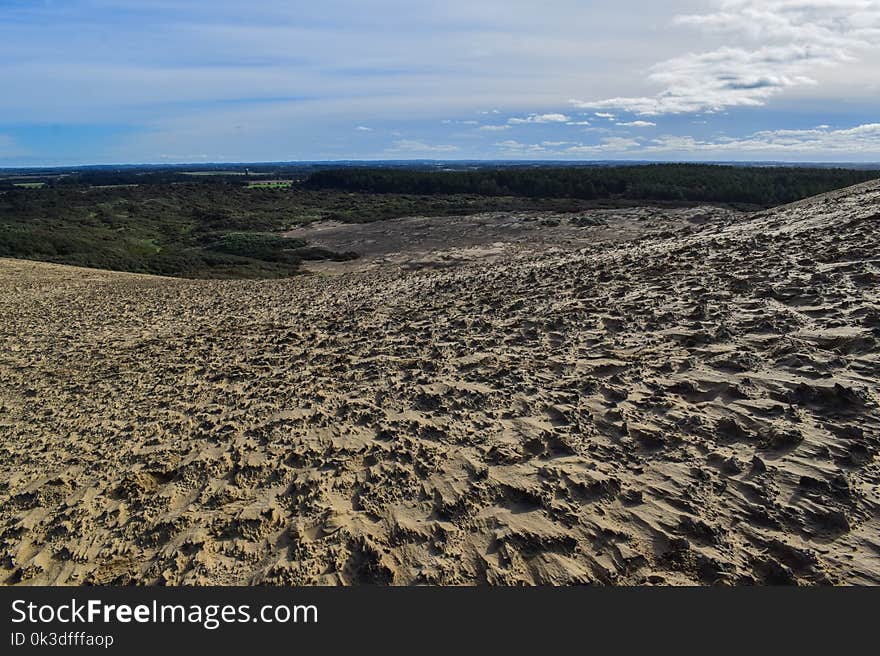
[0,184,360,278]
[0,181,585,277]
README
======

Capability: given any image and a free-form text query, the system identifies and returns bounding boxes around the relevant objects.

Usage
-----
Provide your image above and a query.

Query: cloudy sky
[1,0,879,165]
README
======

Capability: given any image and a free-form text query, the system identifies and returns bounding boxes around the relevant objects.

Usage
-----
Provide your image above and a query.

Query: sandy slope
[1,184,878,585]
[283,205,739,273]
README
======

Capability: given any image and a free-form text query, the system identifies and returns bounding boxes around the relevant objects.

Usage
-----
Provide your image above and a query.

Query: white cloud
[674,1,880,47]
[389,139,459,153]
[642,122,880,155]
[617,120,656,127]
[355,125,373,131]
[490,122,880,158]
[571,1,880,115]
[478,124,511,131]
[566,120,591,125]
[594,112,615,119]
[598,136,641,150]
[495,136,643,155]
[495,139,546,152]
[494,122,880,159]
[508,113,570,124]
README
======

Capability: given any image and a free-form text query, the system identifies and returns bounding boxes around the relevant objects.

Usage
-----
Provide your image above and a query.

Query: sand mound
[1,183,878,585]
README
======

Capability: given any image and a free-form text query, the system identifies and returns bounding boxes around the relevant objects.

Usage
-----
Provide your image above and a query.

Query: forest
[303,164,880,206]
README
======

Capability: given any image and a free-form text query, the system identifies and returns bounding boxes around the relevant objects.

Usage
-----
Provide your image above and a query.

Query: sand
[283,205,739,273]
[0,182,878,585]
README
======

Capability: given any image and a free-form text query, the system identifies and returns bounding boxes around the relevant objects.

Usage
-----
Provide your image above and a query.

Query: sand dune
[1,182,878,585]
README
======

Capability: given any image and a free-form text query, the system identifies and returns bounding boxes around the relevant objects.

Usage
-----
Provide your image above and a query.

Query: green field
[247,179,293,189]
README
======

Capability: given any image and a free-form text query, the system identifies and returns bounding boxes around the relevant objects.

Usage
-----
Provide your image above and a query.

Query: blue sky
[1,0,878,166]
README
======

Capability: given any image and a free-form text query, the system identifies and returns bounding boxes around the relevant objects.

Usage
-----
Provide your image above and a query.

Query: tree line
[303,164,880,207]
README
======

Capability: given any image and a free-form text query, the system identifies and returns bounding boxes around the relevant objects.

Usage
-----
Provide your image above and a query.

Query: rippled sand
[1,183,878,585]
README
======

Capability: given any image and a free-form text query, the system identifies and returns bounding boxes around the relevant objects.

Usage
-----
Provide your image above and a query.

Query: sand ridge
[0,184,878,585]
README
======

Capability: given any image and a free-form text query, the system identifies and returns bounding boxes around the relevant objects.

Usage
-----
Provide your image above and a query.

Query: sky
[1,0,879,166]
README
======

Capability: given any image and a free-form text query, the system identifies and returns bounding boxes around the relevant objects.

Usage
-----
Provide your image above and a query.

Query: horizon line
[4,158,880,172]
